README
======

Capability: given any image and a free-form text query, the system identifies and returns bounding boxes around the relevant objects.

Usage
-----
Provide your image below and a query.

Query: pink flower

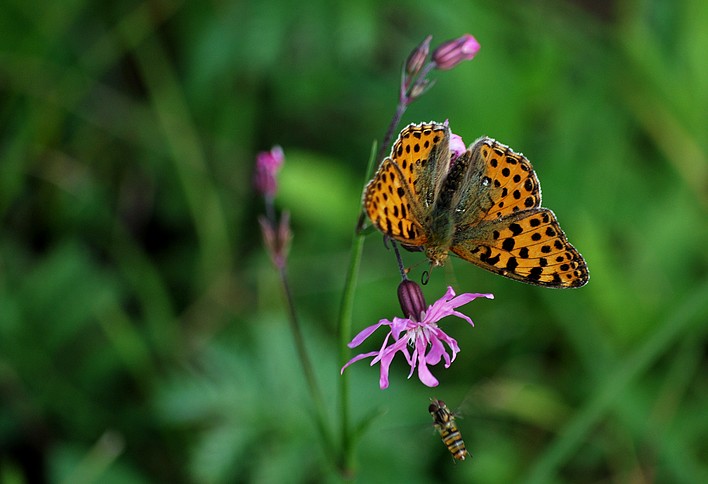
[253,145,285,198]
[341,282,493,389]
[449,132,466,162]
[442,120,466,163]
[433,34,481,70]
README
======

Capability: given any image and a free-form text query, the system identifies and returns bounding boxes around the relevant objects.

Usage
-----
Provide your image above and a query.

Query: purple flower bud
[432,34,480,70]
[407,78,433,103]
[405,35,432,77]
[398,280,427,321]
[253,146,285,198]
[259,211,291,269]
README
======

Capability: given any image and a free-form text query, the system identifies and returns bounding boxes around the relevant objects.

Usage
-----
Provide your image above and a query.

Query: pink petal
[378,341,406,389]
[448,292,494,308]
[390,317,412,339]
[449,133,466,160]
[416,353,440,387]
[423,287,458,322]
[340,351,379,374]
[348,319,391,348]
[426,337,446,366]
[449,309,474,326]
[372,334,404,365]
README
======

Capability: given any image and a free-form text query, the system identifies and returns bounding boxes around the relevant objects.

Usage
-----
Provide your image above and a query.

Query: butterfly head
[425,246,449,267]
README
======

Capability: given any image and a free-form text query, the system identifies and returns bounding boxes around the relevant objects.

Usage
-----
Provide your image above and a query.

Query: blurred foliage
[1,0,707,482]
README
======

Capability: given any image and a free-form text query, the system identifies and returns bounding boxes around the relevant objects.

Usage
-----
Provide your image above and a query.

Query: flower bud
[397,280,427,321]
[405,35,432,77]
[408,78,433,101]
[259,211,291,269]
[432,34,480,70]
[253,146,285,198]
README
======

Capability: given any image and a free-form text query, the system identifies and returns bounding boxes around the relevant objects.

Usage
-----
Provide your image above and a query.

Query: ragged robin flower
[341,281,493,389]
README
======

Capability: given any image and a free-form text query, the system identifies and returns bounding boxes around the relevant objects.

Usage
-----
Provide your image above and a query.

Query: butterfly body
[364,122,588,288]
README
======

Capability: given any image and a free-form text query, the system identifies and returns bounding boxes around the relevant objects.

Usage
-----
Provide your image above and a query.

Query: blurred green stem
[338,77,416,471]
[336,142,377,477]
[277,264,336,463]
[336,231,366,476]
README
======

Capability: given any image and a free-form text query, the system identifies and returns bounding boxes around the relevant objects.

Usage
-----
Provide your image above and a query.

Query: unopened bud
[433,34,480,70]
[405,35,432,77]
[397,280,427,321]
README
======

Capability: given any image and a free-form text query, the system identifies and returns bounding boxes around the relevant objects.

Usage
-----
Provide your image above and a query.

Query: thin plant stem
[277,264,336,462]
[374,101,406,170]
[340,58,438,470]
[336,141,376,477]
[336,229,365,477]
[336,51,441,476]
[357,60,436,234]
[374,61,435,171]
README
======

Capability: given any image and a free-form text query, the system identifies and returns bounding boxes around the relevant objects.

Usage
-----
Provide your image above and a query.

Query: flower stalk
[256,32,482,477]
[254,147,335,462]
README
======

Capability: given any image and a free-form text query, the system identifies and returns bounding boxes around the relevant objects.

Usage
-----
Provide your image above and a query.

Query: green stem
[336,141,377,477]
[335,56,436,476]
[336,230,366,477]
[278,265,336,463]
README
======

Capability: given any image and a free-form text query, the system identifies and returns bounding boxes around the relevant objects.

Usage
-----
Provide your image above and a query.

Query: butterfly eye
[481,176,491,187]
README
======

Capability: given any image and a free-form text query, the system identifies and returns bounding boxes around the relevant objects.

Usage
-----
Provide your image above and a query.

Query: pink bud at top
[432,34,480,70]
[405,35,432,77]
[253,145,285,198]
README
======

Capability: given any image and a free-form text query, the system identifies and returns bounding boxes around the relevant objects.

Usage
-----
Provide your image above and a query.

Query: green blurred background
[1,0,707,482]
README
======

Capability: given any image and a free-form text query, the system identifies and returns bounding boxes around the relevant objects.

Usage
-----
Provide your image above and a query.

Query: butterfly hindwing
[450,208,589,288]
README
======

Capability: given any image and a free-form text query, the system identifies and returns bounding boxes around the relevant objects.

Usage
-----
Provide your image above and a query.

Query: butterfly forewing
[363,158,427,245]
[364,122,450,246]
[474,137,542,220]
[393,122,450,209]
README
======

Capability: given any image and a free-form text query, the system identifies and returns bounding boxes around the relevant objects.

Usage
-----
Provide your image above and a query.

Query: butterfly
[363,122,588,288]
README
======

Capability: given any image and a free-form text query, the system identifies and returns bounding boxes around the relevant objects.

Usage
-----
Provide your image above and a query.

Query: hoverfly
[429,398,469,461]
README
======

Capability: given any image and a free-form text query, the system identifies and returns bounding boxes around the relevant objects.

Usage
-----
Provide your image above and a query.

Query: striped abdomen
[429,399,470,461]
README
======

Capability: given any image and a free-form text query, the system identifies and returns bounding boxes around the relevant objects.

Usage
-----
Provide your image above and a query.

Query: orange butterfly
[363,122,588,288]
